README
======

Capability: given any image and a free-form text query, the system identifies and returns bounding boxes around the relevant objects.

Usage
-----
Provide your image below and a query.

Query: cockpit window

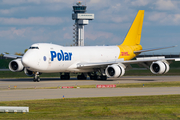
[29,47,39,49]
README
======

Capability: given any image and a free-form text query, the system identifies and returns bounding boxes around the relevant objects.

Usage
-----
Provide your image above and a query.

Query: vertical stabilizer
[122,10,144,46]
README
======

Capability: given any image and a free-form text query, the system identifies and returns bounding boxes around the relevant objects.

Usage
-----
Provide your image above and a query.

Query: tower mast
[72,1,94,46]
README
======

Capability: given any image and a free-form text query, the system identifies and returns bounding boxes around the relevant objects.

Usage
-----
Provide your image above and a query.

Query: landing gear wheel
[37,77,40,82]
[33,79,36,82]
[90,75,98,80]
[33,73,40,82]
[100,75,107,80]
[61,75,70,80]
[77,74,87,80]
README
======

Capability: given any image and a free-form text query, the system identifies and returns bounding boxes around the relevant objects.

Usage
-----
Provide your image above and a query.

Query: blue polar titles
[51,50,72,61]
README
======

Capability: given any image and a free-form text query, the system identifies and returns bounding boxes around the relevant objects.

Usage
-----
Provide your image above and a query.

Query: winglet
[122,10,144,46]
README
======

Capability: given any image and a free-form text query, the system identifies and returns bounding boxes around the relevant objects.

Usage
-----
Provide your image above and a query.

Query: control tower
[72,1,94,46]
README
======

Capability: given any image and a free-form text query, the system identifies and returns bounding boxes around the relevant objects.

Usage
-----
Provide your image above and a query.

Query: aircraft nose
[22,56,29,67]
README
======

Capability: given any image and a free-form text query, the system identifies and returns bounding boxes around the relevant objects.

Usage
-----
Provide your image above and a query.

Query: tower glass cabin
[72,2,94,46]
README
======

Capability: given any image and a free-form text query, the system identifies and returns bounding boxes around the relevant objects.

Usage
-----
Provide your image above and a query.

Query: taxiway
[0,76,179,89]
[0,76,180,101]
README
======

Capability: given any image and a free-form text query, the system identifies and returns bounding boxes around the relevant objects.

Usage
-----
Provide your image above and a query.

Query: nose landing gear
[33,72,40,82]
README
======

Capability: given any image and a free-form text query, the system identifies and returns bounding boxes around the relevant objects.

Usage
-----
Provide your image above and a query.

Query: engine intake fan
[150,61,169,74]
[105,64,125,78]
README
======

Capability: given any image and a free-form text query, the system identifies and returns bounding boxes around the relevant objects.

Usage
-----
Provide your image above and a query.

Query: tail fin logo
[120,52,130,56]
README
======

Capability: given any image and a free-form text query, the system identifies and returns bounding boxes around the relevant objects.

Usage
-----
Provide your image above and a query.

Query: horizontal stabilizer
[134,46,177,53]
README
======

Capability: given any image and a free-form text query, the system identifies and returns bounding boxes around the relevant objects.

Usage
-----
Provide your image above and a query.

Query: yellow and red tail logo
[120,52,130,56]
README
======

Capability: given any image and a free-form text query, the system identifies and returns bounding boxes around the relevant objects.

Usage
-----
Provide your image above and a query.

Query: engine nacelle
[105,64,125,78]
[9,59,24,72]
[150,61,170,74]
[24,68,35,77]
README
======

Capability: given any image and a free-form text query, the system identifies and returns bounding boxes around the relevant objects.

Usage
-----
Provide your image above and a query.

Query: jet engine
[24,68,35,77]
[9,59,24,72]
[150,61,169,74]
[105,64,125,78]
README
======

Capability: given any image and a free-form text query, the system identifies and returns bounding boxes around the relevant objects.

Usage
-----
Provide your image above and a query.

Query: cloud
[2,0,73,5]
[173,14,180,24]
[155,0,177,10]
[111,16,129,23]
[85,31,113,41]
[148,12,180,25]
[131,0,150,6]
[0,6,27,15]
[89,0,102,4]
[1,0,180,54]
[148,12,167,22]
[2,0,25,5]
[0,17,64,25]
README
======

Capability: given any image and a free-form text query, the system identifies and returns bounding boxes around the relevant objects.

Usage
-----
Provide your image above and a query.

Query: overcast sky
[0,0,180,54]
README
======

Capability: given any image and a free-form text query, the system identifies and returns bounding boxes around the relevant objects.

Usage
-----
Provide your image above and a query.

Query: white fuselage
[22,43,120,73]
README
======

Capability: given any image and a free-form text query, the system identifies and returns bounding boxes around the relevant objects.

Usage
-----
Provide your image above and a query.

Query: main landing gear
[60,73,70,80]
[77,73,87,80]
[33,72,40,82]
[32,70,107,82]
[88,71,107,80]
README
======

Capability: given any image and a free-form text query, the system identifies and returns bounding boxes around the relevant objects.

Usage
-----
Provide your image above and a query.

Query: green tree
[4,52,9,54]
[24,49,28,53]
[15,52,23,56]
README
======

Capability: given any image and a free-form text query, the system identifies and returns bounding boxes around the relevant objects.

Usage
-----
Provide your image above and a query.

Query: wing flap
[77,59,124,69]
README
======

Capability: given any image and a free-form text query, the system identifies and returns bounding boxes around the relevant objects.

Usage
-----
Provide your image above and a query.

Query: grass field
[0,95,180,119]
[0,59,12,69]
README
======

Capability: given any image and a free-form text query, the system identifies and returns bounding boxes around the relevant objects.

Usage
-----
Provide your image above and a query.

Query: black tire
[77,75,81,80]
[61,75,65,80]
[37,77,40,82]
[100,76,107,80]
[61,75,70,80]
[77,75,86,80]
[90,75,98,80]
[65,75,70,80]
[90,76,94,80]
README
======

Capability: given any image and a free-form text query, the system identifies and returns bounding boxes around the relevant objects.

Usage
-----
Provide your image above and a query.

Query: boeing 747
[4,10,180,82]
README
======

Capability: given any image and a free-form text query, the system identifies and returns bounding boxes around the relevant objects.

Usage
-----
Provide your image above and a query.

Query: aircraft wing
[77,59,125,69]
[3,53,23,59]
[77,56,180,69]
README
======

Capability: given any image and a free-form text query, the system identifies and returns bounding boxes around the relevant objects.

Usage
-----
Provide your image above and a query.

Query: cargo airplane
[4,10,180,82]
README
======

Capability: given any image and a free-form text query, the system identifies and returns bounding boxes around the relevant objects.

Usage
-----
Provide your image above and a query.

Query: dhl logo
[120,52,130,56]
